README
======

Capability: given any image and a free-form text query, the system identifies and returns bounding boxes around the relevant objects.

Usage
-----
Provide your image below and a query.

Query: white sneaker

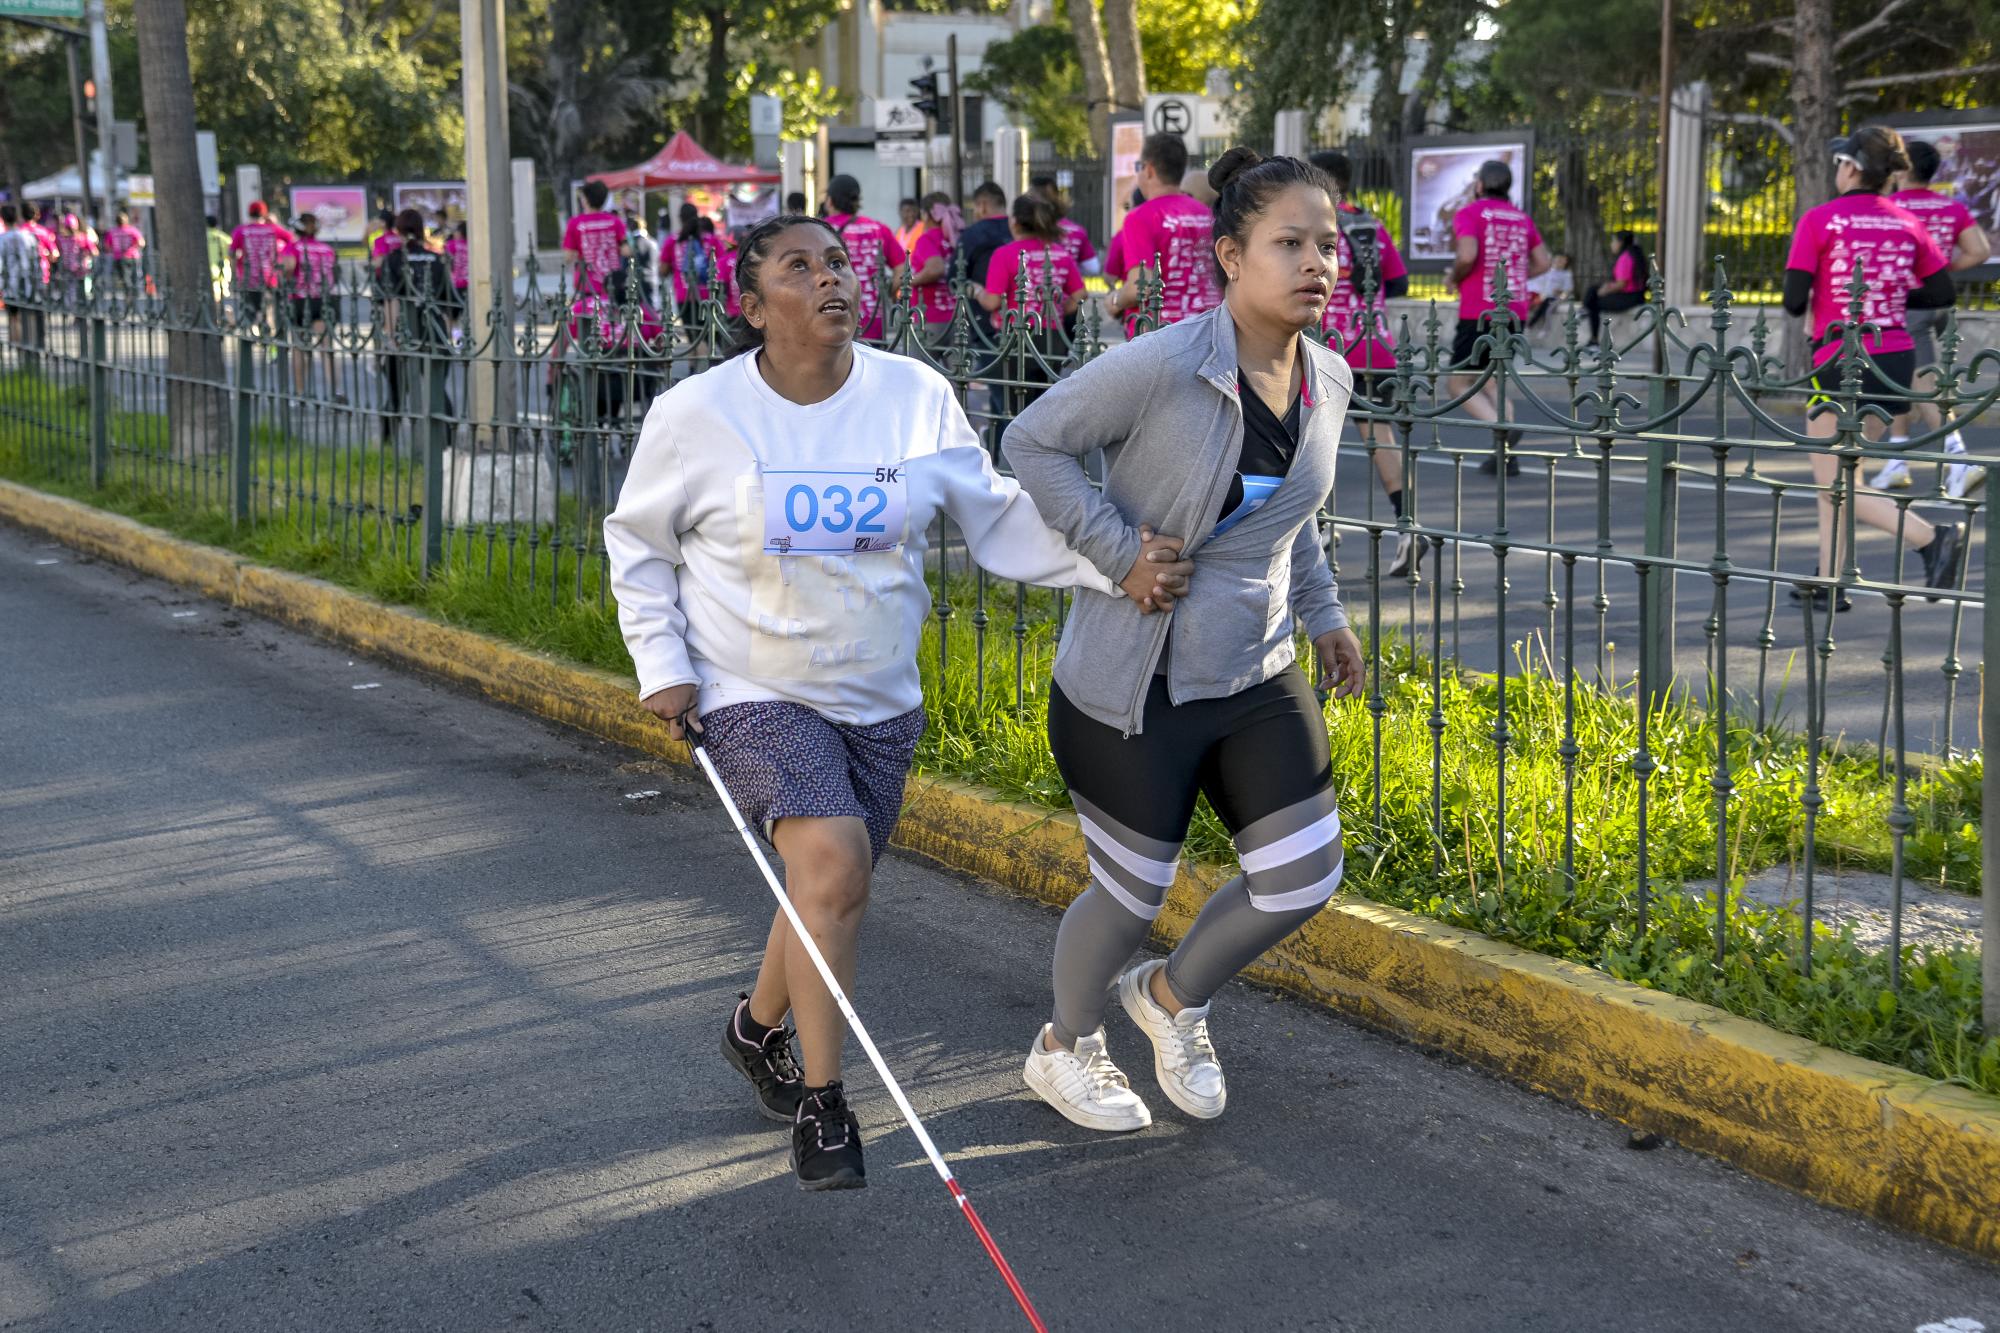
[1943,433,1982,499]
[1023,1026,1152,1132]
[1388,531,1423,580]
[1118,960,1226,1119]
[1871,458,1913,490]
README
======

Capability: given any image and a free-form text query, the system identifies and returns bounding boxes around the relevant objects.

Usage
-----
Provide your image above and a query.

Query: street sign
[1145,93,1197,140]
[875,96,926,168]
[749,94,783,138]
[125,174,153,208]
[0,0,84,16]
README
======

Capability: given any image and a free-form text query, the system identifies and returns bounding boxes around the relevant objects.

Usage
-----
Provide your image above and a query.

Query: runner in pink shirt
[1870,137,1995,494]
[1582,231,1649,345]
[824,174,908,340]
[1781,126,1962,603]
[907,192,961,335]
[279,212,344,401]
[564,178,631,298]
[1031,175,1101,277]
[1310,149,1420,576]
[54,213,98,293]
[1445,159,1551,475]
[975,195,1084,415]
[229,201,297,324]
[25,208,61,283]
[1108,134,1220,335]
[104,211,145,290]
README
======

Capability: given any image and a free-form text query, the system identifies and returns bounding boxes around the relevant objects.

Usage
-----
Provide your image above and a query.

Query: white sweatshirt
[604,344,1122,726]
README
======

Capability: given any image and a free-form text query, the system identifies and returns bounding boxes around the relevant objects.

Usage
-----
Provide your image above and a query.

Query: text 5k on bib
[762,466,909,556]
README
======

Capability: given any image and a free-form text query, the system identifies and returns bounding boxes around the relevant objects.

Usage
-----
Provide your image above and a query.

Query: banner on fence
[1406,133,1534,268]
[288,186,370,244]
[1884,108,2000,281]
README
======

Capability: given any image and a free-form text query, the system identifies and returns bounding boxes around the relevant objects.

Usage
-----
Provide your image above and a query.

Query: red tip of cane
[951,1190,1049,1333]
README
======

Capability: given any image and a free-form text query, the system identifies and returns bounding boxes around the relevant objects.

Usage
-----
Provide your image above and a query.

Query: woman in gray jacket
[1005,148,1366,1132]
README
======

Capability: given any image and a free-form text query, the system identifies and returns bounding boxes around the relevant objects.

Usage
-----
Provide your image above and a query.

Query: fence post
[1984,468,1998,1033]
[231,328,253,526]
[420,348,446,575]
[87,310,108,488]
[1639,367,1679,704]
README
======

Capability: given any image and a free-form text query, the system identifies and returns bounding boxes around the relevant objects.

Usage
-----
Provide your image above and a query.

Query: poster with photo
[1406,137,1532,266]
[288,186,370,243]
[1109,119,1146,241]
[392,181,469,227]
[1885,113,2000,277]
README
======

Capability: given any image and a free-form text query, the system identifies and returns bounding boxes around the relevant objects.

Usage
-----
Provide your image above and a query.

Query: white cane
[688,740,1049,1333]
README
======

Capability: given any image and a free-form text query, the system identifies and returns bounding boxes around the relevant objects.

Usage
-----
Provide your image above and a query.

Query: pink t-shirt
[566,293,663,350]
[717,244,740,317]
[281,236,338,298]
[1611,250,1641,293]
[105,225,145,261]
[910,228,956,324]
[55,231,97,276]
[23,223,56,281]
[984,238,1084,325]
[1056,217,1096,268]
[1786,192,1948,364]
[662,234,723,304]
[562,210,629,296]
[1452,196,1543,322]
[1115,193,1220,325]
[445,234,470,289]
[826,213,908,339]
[230,221,296,289]
[1103,230,1128,282]
[1322,205,1408,370]
[1889,188,1978,261]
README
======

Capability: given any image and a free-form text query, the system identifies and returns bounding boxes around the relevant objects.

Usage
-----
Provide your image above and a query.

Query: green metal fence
[0,253,1992,1034]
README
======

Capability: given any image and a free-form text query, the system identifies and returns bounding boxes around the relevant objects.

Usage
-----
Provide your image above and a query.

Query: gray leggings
[1046,671,1344,1048]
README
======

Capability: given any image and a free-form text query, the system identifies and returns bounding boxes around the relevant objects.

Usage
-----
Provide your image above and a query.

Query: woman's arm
[602,401,700,700]
[1001,344,1162,583]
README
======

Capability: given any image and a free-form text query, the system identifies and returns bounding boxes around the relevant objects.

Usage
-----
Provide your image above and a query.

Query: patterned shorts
[698,701,926,862]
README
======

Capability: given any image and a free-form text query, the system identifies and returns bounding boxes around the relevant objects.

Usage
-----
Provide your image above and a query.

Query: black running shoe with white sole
[721,993,805,1122]
[792,1082,865,1191]
[1921,523,1965,602]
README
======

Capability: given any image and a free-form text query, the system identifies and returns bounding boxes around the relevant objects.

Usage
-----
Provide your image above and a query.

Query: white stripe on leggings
[1248,860,1346,913]
[1076,811,1180,886]
[1239,808,1342,875]
[1086,856,1165,922]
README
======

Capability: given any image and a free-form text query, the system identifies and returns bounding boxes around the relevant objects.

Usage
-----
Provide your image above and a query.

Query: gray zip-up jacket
[1003,303,1352,735]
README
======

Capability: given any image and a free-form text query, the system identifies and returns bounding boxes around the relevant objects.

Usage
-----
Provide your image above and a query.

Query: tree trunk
[1102,0,1146,113]
[1789,0,1839,209]
[1067,0,1115,159]
[133,0,226,458]
[1556,144,1610,292]
[696,1,732,151]
[1400,20,1458,138]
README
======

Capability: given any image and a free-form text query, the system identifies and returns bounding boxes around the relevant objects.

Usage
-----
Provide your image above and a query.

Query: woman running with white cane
[603,214,1192,1190]
[1005,148,1365,1131]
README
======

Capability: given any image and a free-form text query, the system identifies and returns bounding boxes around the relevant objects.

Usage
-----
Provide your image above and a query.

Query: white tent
[21,155,117,204]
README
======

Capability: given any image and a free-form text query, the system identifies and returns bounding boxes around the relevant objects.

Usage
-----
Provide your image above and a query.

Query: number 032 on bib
[762,467,910,556]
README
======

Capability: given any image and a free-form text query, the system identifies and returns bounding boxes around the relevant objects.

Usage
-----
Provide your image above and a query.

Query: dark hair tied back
[1207,146,1336,290]
[728,213,846,358]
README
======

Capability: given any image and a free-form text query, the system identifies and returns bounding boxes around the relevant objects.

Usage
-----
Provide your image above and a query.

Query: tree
[967,25,1093,156]
[133,0,224,457]
[509,0,664,219]
[1134,0,1249,97]
[1101,0,1146,116]
[679,0,838,156]
[1066,0,1116,155]
[1236,0,1490,143]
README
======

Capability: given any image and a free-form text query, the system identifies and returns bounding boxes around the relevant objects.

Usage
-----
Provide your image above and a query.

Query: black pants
[1583,288,1644,342]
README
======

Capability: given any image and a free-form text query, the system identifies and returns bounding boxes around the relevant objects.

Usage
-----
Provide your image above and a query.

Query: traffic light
[82,77,96,118]
[909,72,939,122]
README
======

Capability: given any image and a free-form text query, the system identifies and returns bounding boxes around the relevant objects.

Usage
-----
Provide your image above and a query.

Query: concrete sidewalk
[2,519,1996,1332]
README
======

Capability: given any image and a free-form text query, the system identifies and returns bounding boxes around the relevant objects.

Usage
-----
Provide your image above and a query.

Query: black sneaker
[1788,584,1852,614]
[1477,454,1522,477]
[721,994,804,1123]
[1921,524,1965,602]
[792,1082,866,1191]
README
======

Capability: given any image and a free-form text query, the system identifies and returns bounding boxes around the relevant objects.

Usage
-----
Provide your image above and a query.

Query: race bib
[762,466,909,555]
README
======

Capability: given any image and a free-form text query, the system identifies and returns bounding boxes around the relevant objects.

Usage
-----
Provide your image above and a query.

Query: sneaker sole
[1022,1056,1152,1133]
[1117,969,1227,1121]
[1872,474,1912,490]
[1949,470,1985,498]
[721,1027,799,1124]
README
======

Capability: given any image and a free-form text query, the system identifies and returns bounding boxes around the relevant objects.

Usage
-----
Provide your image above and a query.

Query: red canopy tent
[589,131,781,191]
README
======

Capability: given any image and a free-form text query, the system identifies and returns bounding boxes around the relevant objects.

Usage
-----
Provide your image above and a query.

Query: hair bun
[1208,146,1265,194]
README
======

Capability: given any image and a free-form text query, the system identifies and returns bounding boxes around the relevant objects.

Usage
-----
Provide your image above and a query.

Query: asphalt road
[3,522,1999,1333]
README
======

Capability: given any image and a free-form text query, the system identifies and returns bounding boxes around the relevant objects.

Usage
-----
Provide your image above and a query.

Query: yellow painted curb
[8,477,2000,1261]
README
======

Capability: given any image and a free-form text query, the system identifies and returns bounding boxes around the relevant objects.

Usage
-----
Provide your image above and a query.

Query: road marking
[34,558,58,565]
[352,682,382,691]
[171,611,198,618]
[624,789,662,801]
